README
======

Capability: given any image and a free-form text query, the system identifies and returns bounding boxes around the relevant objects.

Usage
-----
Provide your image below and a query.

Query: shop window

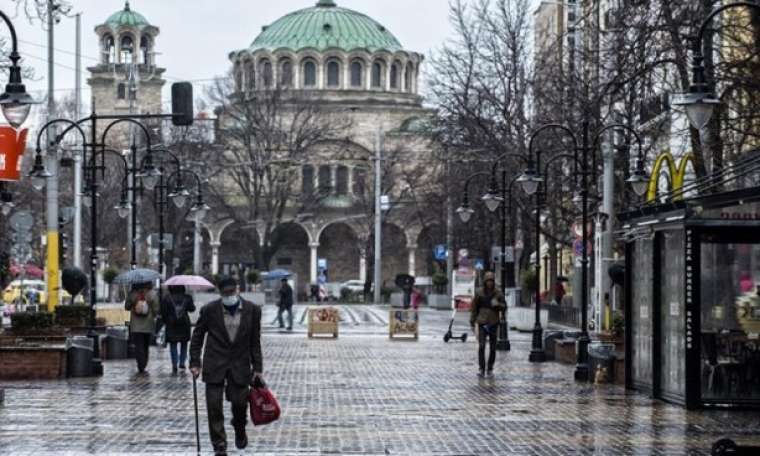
[302,165,314,195]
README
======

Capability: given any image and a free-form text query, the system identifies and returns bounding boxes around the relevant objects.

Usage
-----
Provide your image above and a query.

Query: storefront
[621,188,760,409]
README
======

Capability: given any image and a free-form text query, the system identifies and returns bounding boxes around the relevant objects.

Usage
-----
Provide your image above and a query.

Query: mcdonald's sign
[646,151,695,202]
[0,126,29,182]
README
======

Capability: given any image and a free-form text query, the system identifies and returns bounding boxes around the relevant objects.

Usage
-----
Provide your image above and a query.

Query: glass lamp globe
[456,205,474,223]
[1,103,32,129]
[141,170,160,190]
[517,171,542,196]
[1,202,13,216]
[171,189,190,208]
[31,176,46,191]
[481,192,502,213]
[627,169,649,197]
[115,201,131,219]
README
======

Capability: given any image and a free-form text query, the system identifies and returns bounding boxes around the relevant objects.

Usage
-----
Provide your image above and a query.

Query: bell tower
[87,1,166,144]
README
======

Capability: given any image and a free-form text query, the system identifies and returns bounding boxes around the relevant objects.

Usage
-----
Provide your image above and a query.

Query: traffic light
[58,218,68,264]
[171,82,194,126]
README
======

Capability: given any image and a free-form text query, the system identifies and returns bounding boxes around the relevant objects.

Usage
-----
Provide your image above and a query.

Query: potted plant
[102,267,119,302]
[246,270,260,291]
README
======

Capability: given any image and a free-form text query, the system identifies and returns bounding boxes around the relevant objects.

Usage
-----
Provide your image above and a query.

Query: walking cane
[193,376,201,454]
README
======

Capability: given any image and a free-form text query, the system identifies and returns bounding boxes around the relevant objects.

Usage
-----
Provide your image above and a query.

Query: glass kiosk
[621,188,760,409]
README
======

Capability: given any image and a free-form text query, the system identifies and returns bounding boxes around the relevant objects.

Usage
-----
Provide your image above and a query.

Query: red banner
[0,126,29,182]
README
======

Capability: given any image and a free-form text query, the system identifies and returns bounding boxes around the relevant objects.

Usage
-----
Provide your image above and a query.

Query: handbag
[249,387,281,426]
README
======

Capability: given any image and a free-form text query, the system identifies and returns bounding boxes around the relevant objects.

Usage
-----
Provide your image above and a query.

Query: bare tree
[206,73,352,268]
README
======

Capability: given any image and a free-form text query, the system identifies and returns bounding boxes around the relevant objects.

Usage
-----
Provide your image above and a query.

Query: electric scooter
[443,308,468,343]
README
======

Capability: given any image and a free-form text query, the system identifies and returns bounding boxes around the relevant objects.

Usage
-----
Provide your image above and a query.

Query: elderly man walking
[190,276,265,456]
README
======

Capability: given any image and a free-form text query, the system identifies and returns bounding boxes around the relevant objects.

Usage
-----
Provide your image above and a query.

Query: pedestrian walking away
[160,285,196,374]
[277,278,294,330]
[470,271,506,378]
[124,281,160,374]
[190,275,265,456]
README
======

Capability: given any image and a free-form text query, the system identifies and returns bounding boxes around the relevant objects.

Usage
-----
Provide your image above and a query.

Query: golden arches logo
[646,151,695,202]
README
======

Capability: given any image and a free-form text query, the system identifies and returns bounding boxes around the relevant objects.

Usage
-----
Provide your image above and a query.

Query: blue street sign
[474,259,485,270]
[433,244,448,261]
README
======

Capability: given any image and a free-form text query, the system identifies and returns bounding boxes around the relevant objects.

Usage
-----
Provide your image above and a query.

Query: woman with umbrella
[160,285,196,373]
[125,281,160,374]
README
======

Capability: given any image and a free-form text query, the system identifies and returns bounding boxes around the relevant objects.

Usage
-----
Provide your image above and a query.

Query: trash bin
[543,331,563,361]
[587,342,616,384]
[105,326,129,360]
[66,336,94,377]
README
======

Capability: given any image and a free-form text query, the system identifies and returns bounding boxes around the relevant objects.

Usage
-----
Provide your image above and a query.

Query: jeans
[169,341,188,367]
[277,306,293,329]
[478,324,498,372]
[132,332,151,372]
[206,373,249,452]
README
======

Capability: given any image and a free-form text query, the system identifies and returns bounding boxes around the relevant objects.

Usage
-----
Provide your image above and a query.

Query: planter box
[555,339,577,364]
[389,310,418,340]
[509,306,549,331]
[0,345,67,380]
[428,294,450,310]
[307,307,339,338]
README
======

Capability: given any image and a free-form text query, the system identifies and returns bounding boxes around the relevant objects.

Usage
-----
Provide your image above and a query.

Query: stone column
[331,165,337,195]
[359,251,367,282]
[211,241,221,275]
[407,244,417,277]
[347,166,354,196]
[310,242,320,284]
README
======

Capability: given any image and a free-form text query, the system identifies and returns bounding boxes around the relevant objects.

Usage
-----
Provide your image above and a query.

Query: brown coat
[190,299,263,386]
[470,288,506,326]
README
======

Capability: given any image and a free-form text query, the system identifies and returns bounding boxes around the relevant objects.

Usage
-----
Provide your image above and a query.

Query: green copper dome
[250,0,402,52]
[106,2,150,28]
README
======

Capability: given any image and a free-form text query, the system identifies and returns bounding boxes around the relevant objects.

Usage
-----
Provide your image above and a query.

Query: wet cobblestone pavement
[1,308,760,455]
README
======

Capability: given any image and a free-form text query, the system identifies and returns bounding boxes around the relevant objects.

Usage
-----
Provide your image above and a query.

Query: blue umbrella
[113,268,161,285]
[263,269,292,280]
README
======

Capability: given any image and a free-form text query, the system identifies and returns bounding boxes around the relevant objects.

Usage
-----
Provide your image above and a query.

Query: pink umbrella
[10,264,44,279]
[164,275,215,291]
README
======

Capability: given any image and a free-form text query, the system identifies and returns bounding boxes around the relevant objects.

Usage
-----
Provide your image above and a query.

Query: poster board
[451,267,475,311]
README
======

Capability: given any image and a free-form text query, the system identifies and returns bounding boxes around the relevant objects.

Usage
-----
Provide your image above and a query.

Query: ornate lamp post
[519,122,648,374]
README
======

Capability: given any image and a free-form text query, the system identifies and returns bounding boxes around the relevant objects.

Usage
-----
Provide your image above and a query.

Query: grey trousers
[205,372,249,451]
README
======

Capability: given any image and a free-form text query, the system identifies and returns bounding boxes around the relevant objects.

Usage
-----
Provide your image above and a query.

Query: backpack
[133,292,149,316]
[170,295,188,322]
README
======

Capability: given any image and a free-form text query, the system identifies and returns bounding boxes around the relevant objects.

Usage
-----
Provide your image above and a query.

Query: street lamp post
[672,2,760,132]
[0,11,36,129]
[519,122,648,377]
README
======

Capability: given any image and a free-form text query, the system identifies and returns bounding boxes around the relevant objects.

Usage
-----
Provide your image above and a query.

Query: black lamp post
[672,2,760,132]
[0,11,36,129]
[519,123,648,376]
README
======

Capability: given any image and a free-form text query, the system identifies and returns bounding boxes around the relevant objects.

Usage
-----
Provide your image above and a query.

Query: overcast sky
[5,0,451,107]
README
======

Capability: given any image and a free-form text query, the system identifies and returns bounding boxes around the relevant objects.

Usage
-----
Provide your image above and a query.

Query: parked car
[339,280,366,293]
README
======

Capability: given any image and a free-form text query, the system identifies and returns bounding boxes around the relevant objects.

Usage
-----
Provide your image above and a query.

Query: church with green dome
[215,0,440,288]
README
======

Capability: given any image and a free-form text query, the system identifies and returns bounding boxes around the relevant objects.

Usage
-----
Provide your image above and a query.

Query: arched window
[350,60,364,88]
[302,165,314,195]
[120,35,134,64]
[336,166,348,195]
[326,60,341,88]
[140,35,151,65]
[303,60,317,87]
[318,165,331,193]
[353,168,366,196]
[117,83,126,100]
[280,60,293,87]
[234,62,244,91]
[260,60,273,87]
[404,63,413,92]
[390,62,400,89]
[245,60,255,91]
[371,61,384,88]
[103,35,115,64]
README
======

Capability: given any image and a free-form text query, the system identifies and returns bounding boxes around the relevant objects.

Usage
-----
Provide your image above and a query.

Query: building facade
[211,0,442,290]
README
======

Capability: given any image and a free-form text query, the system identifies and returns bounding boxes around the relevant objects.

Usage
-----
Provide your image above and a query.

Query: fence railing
[547,304,580,328]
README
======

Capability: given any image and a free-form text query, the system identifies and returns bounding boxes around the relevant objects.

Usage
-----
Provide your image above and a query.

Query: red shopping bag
[249,387,281,426]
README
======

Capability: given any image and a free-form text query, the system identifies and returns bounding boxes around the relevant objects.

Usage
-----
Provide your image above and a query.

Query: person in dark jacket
[277,278,294,330]
[160,285,196,373]
[190,276,264,456]
[470,271,506,378]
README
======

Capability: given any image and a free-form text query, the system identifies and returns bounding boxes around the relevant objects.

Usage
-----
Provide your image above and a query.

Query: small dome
[106,2,150,28]
[250,1,402,53]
